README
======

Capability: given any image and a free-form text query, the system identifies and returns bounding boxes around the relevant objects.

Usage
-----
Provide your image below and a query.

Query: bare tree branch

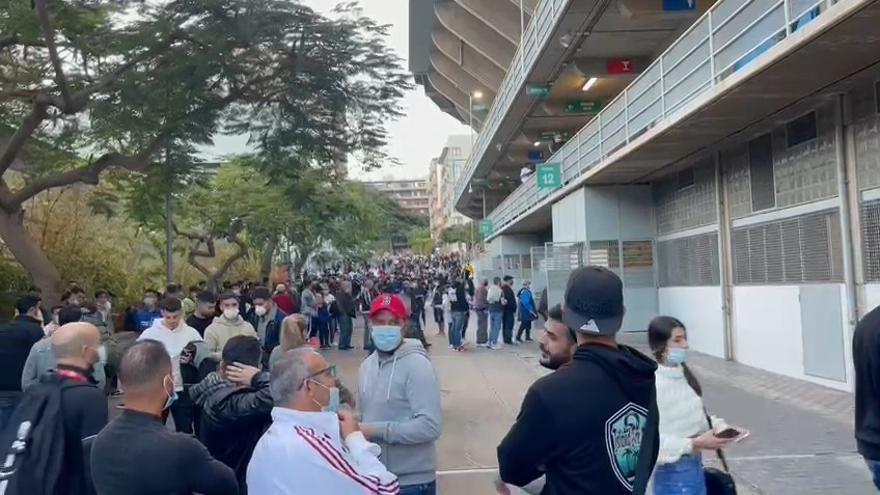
[0,99,49,177]
[33,0,74,112]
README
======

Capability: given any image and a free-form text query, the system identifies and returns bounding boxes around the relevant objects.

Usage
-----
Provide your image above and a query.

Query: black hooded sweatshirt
[498,343,658,495]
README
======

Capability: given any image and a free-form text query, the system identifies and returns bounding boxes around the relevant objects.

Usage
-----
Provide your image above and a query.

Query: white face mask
[223,308,239,320]
[254,305,267,317]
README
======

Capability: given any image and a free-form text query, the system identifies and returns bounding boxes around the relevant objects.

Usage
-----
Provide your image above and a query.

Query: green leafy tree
[407,226,434,256]
[0,0,410,302]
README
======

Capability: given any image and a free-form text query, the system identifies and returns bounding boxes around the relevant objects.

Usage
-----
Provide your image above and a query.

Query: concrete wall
[551,187,587,243]
[658,287,725,358]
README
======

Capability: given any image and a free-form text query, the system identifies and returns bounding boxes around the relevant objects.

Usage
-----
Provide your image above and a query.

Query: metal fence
[485,0,841,237]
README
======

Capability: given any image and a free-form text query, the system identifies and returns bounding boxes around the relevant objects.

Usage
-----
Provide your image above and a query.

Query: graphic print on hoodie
[357,338,443,487]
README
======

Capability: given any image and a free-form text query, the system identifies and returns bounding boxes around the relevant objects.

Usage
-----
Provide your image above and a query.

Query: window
[748,134,775,211]
[657,233,720,287]
[589,241,620,270]
[786,112,817,147]
[677,168,695,190]
[622,241,655,288]
[451,147,461,157]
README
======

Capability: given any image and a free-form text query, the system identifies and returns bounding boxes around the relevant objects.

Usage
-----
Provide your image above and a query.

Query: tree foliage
[0,0,411,302]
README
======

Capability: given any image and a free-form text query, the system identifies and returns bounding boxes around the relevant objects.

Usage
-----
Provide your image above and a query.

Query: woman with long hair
[269,314,309,370]
[648,316,748,495]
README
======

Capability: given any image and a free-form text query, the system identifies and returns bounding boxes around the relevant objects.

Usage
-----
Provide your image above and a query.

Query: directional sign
[536,163,562,190]
[528,149,545,162]
[526,85,551,98]
[479,220,494,236]
[472,103,488,112]
[606,58,636,74]
[663,0,696,12]
[564,100,603,114]
[540,130,572,140]
[470,178,489,189]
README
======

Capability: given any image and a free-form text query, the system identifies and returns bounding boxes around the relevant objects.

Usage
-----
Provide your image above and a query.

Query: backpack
[0,374,68,495]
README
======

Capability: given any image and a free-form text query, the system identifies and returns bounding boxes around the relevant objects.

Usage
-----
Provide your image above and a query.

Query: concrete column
[435,2,516,70]
[716,151,736,361]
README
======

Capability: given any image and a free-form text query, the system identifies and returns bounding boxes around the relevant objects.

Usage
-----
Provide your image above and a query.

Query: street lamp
[469,90,483,148]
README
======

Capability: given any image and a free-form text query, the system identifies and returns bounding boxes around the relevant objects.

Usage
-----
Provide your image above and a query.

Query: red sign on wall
[606,58,636,74]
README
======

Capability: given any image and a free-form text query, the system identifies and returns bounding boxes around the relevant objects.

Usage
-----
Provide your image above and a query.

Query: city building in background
[363,178,430,218]
[410,0,880,391]
[428,135,473,240]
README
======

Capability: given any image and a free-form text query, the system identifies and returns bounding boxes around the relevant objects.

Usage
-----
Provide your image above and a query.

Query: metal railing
[485,0,841,237]
[453,0,570,202]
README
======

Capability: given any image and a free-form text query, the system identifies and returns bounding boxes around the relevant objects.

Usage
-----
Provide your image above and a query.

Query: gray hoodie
[358,339,442,487]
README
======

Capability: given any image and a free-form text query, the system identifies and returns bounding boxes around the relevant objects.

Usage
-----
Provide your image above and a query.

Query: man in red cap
[357,293,443,495]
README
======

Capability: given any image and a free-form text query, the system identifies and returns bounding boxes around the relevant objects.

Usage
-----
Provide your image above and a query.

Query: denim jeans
[489,310,503,346]
[0,394,21,433]
[450,311,466,348]
[865,458,880,491]
[653,454,706,495]
[338,314,353,349]
[399,480,437,495]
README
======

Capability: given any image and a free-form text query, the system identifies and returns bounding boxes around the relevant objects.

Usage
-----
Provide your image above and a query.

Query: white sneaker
[449,344,454,349]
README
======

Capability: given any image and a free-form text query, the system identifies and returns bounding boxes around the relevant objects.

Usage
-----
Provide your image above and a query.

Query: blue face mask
[371,325,403,353]
[309,380,340,413]
[163,375,178,411]
[666,347,688,365]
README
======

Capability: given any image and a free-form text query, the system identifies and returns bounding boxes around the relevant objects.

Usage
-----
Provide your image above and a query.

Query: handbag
[704,412,737,495]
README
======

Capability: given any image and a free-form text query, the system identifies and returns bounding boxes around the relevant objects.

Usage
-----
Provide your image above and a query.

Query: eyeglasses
[306,365,337,380]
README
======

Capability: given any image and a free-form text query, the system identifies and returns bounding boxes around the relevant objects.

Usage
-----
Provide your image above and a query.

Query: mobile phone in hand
[715,428,740,439]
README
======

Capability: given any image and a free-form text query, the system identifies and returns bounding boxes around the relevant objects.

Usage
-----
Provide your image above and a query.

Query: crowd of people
[0,251,765,495]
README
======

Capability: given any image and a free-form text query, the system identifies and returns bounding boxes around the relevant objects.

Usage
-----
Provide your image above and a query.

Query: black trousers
[170,387,195,434]
[433,307,445,333]
[516,319,533,341]
[502,312,515,344]
[462,311,470,340]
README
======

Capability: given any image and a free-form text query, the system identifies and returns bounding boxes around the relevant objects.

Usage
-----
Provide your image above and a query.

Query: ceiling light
[582,77,598,92]
[533,141,541,147]
[472,90,483,99]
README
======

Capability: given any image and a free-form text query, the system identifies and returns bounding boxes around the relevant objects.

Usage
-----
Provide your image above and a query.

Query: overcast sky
[205,0,470,181]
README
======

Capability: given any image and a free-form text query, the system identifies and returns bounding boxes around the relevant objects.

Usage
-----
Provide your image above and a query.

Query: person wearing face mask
[248,348,398,494]
[130,289,161,333]
[648,316,749,495]
[358,294,442,495]
[138,297,205,434]
[93,289,115,335]
[205,292,258,361]
[90,340,238,495]
[246,286,286,364]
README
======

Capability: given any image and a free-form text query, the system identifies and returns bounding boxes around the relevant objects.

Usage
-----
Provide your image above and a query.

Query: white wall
[732,285,851,391]
[499,234,543,255]
[864,284,880,314]
[658,287,726,358]
[552,187,587,242]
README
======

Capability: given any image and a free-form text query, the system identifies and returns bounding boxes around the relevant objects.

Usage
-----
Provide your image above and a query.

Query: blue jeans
[450,311,465,348]
[399,481,437,495]
[0,394,21,433]
[653,454,706,495]
[489,310,503,346]
[865,458,880,491]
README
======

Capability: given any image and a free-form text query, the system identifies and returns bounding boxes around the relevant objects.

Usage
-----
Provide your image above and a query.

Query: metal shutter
[657,233,720,287]
[622,241,655,288]
[861,200,880,282]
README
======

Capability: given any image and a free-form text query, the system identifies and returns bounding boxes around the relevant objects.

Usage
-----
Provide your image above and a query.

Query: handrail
[485,0,840,237]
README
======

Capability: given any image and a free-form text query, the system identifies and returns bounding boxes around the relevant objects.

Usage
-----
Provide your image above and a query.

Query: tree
[0,0,410,302]
[407,227,434,256]
[441,223,477,246]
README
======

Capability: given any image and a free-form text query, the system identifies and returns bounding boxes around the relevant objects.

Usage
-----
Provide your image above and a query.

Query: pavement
[327,317,875,495]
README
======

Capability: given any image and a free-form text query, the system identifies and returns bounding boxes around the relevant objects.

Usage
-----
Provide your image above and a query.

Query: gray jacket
[358,339,442,486]
[21,337,106,391]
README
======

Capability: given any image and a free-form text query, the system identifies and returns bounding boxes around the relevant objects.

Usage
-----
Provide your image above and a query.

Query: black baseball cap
[561,266,625,336]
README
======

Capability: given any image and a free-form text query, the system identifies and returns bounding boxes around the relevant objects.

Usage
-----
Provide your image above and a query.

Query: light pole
[469,90,483,149]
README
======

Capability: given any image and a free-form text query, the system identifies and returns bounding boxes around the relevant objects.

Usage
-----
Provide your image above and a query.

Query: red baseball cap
[369,293,407,321]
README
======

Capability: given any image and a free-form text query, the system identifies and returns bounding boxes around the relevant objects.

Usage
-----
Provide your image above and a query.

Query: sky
[205,0,470,181]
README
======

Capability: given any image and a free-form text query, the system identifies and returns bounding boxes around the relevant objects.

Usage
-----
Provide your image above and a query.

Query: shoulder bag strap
[631,386,658,495]
[704,411,731,472]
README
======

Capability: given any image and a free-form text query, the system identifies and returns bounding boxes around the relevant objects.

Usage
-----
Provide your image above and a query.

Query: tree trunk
[0,208,62,304]
[165,187,174,285]
[260,236,278,282]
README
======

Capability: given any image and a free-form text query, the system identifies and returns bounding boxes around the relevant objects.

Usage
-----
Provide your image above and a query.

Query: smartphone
[715,428,742,439]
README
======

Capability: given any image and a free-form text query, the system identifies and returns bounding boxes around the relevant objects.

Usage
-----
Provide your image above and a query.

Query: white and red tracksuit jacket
[247,407,400,495]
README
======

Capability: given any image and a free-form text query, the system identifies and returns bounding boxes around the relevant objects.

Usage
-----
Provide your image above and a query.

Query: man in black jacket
[854,305,880,490]
[191,335,272,493]
[501,276,517,345]
[91,340,238,495]
[0,294,45,431]
[497,266,658,495]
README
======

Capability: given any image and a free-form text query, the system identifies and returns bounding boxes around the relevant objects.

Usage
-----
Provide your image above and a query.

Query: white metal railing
[454,0,570,202]
[485,0,840,236]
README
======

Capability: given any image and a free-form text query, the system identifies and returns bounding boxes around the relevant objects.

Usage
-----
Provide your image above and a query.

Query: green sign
[536,163,562,190]
[470,178,489,189]
[479,219,494,236]
[472,103,488,112]
[526,85,551,98]
[564,100,603,114]
[540,130,571,140]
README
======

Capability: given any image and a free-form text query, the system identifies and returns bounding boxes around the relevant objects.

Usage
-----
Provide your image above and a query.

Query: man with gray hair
[247,348,399,494]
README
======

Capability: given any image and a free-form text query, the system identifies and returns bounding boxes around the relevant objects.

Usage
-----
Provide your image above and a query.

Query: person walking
[247,348,400,494]
[359,279,379,352]
[191,336,274,493]
[854,304,880,490]
[431,282,445,336]
[312,293,333,350]
[487,278,504,350]
[648,316,748,494]
[448,280,468,351]
[137,297,204,434]
[336,281,357,351]
[90,340,238,495]
[501,276,516,345]
[497,266,659,494]
[473,278,489,347]
[204,292,258,360]
[360,294,442,495]
[515,280,537,343]
[0,294,45,431]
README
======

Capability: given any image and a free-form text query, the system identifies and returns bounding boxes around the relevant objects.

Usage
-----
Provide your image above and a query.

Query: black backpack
[0,375,68,495]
